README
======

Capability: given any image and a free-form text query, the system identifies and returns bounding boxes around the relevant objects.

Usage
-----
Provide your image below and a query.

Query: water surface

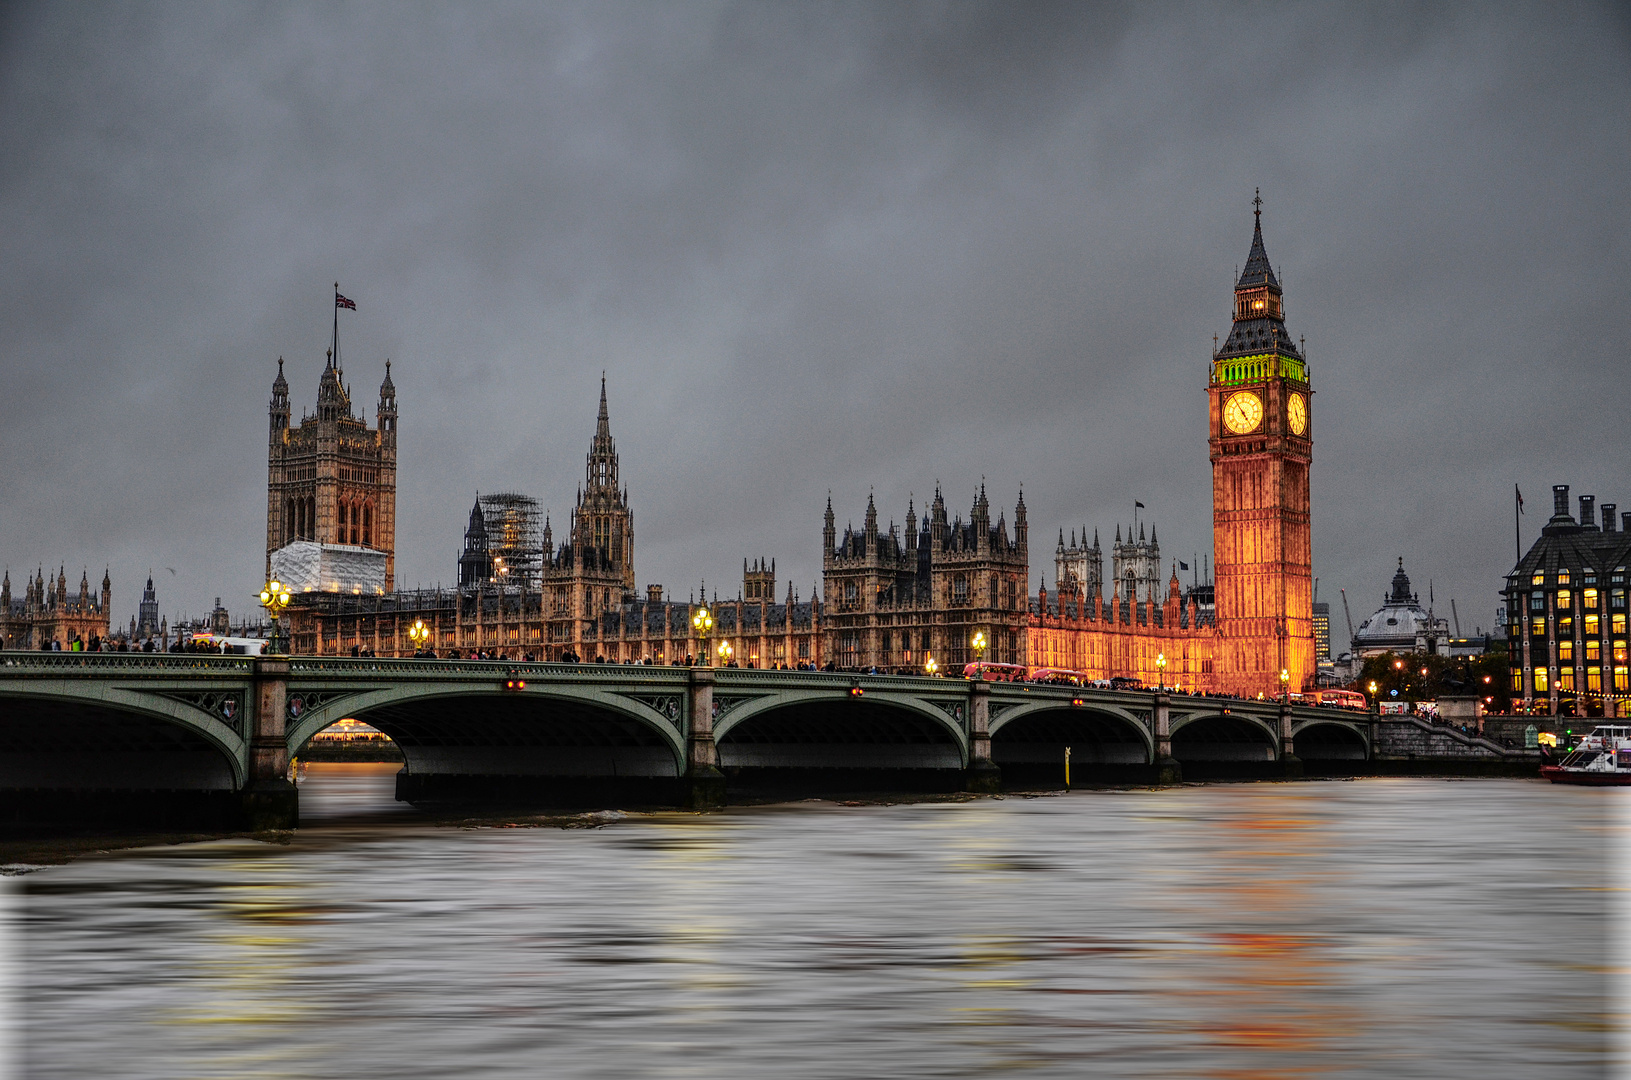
[11,771,1623,1078]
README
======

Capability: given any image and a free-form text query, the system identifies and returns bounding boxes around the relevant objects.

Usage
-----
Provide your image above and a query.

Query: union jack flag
[336,293,357,310]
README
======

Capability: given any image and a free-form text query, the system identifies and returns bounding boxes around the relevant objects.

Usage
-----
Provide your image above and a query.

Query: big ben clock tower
[1208,194,1315,695]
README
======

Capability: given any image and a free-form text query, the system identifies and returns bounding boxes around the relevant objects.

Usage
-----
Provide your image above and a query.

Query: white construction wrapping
[269,540,387,594]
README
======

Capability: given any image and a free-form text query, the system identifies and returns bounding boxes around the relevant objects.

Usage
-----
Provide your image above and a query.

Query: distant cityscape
[3,212,1624,717]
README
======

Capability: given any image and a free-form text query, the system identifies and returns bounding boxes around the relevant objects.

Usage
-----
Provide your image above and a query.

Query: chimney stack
[1552,484,1571,518]
[1603,504,1618,533]
[1581,495,1597,528]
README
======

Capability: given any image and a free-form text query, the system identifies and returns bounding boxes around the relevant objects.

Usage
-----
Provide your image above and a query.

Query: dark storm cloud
[1,2,1627,635]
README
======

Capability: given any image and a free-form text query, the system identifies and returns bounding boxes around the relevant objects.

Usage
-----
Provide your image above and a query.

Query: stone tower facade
[265,343,398,590]
[1207,197,1315,694]
[823,484,1030,669]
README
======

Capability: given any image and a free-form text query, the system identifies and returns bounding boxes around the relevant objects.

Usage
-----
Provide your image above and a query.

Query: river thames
[4,769,1624,1078]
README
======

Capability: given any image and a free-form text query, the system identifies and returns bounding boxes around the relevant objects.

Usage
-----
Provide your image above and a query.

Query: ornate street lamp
[692,605,713,666]
[716,640,734,666]
[1279,667,1290,702]
[1368,680,1379,702]
[924,655,939,676]
[257,579,292,655]
[971,629,988,667]
[1156,651,1168,691]
[407,618,431,657]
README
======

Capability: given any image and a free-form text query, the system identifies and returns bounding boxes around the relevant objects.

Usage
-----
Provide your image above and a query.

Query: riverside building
[1506,485,1630,717]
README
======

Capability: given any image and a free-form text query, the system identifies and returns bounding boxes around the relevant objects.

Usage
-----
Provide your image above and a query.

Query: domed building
[1351,558,1450,658]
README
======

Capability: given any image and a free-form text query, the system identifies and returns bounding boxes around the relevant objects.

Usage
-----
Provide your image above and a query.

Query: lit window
[1532,573,1545,585]
[1558,571,1571,585]
[1585,588,1599,609]
[1586,615,1601,635]
[1560,640,1574,662]
[1616,615,1628,635]
[1617,666,1630,692]
[1588,641,1602,662]
[1510,670,1522,691]
[1614,589,1627,609]
[1588,668,1602,692]
[1560,616,1573,635]
[1617,642,1629,664]
[1559,669,1574,691]
[1532,617,1546,636]
[1557,589,1571,609]
[1534,670,1549,692]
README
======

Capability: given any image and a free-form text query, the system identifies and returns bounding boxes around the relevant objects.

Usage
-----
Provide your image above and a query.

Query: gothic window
[363,504,372,547]
[953,575,968,603]
[922,630,931,652]
[989,579,998,607]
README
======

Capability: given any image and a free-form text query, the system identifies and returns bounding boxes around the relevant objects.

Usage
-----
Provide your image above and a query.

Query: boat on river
[1540,725,1631,786]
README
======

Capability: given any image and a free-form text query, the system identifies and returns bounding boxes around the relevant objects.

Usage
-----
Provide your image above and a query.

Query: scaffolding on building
[478,492,544,588]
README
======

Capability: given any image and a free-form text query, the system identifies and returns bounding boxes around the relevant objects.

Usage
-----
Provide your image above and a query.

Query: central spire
[596,372,610,440]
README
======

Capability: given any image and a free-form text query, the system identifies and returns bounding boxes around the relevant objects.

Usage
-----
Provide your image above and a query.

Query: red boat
[1541,725,1631,786]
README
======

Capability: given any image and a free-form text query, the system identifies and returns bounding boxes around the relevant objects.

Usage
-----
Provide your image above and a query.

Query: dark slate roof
[1216,316,1301,360]
[1237,216,1279,290]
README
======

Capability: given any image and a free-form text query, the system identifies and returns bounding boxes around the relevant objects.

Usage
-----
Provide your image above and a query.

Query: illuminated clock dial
[1287,393,1307,435]
[1223,390,1263,434]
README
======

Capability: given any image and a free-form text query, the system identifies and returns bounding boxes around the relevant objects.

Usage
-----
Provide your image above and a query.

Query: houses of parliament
[267,205,1315,697]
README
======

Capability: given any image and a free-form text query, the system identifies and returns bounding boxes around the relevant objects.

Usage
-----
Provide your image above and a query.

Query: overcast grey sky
[1,2,1627,635]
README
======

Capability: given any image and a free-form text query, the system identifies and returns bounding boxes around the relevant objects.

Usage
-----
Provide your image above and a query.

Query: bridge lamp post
[717,640,734,666]
[924,655,939,677]
[971,630,987,666]
[692,606,713,666]
[1156,652,1167,691]
[407,618,431,657]
[1280,667,1290,702]
[258,580,292,655]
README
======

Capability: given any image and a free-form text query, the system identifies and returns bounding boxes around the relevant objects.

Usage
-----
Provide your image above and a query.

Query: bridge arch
[988,700,1153,768]
[0,684,246,790]
[1291,719,1370,760]
[1169,709,1280,764]
[714,690,968,770]
[288,683,687,779]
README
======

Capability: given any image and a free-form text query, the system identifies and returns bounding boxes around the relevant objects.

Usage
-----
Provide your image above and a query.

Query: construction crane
[1339,588,1357,653]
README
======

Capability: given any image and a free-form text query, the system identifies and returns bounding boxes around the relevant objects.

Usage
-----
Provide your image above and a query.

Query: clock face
[1287,393,1307,435]
[1222,390,1264,435]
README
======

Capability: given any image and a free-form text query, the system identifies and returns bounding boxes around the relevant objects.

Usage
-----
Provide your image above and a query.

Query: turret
[1,570,9,610]
[101,567,111,613]
[270,358,290,439]
[1014,488,1027,554]
[930,485,947,553]
[378,360,397,446]
[823,493,837,565]
[864,492,878,554]
[905,497,917,553]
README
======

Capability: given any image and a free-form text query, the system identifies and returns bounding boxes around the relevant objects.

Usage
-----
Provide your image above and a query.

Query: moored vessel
[1540,725,1631,786]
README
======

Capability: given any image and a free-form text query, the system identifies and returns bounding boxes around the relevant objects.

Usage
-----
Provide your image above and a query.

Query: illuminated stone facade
[284,382,829,666]
[0,566,112,650]
[821,486,1030,670]
[265,349,398,591]
[1024,203,1315,696]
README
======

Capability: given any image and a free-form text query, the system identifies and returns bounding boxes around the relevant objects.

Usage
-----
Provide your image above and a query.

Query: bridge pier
[964,679,1002,793]
[1153,690,1182,784]
[684,668,726,809]
[244,657,299,830]
[1278,698,1303,778]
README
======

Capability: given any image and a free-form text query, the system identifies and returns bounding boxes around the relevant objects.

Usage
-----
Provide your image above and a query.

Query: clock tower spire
[1208,193,1315,695]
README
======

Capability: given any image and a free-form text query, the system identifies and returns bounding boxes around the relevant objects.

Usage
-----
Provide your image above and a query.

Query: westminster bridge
[0,652,1513,829]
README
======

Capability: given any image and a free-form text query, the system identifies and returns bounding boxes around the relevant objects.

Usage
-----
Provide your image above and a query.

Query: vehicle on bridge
[1312,689,1367,710]
[1027,667,1088,686]
[187,633,267,656]
[962,662,1026,682]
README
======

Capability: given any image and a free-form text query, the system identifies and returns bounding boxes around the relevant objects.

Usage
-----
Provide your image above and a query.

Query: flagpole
[332,282,339,369]
[1515,484,1521,563]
